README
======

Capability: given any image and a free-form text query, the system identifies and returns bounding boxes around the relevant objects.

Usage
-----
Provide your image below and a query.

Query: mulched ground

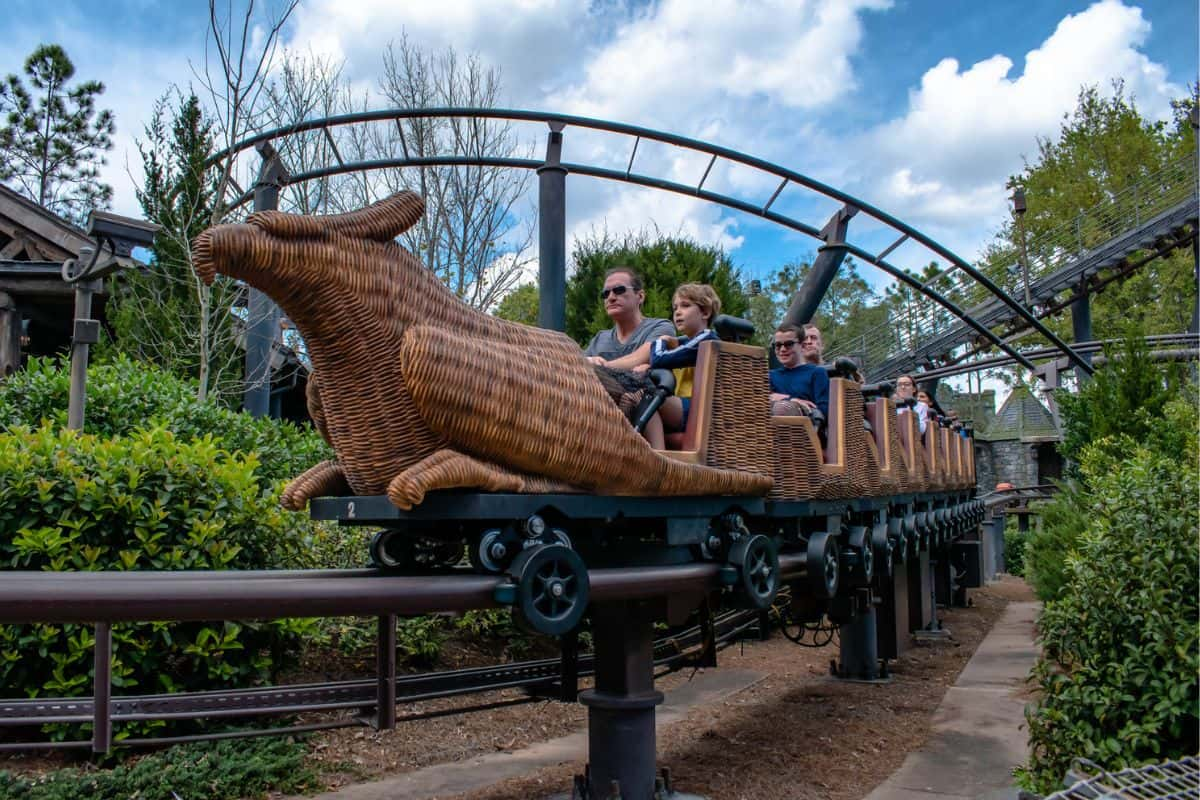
[296,576,1033,799]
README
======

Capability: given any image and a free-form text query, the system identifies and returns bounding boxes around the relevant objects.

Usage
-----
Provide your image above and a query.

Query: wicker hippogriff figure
[192,191,773,510]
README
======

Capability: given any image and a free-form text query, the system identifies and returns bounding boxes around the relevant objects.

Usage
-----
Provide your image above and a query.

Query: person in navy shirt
[769,323,829,418]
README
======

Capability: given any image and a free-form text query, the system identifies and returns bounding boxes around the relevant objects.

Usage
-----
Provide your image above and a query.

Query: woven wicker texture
[192,191,771,510]
[706,346,773,477]
[897,412,929,493]
[873,399,910,495]
[814,381,882,500]
[768,419,819,500]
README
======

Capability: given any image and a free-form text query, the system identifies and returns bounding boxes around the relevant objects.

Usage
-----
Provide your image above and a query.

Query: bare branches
[195,0,298,224]
[377,36,535,311]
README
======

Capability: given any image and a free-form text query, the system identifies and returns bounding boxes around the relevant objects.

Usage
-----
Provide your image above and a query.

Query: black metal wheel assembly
[469,528,517,574]
[806,531,839,599]
[368,529,413,570]
[728,534,779,609]
[509,544,590,636]
[871,522,893,580]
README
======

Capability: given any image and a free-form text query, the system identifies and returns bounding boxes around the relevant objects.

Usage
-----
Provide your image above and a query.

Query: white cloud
[858,0,1184,242]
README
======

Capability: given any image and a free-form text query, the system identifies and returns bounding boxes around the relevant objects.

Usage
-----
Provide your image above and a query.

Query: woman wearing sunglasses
[584,267,675,370]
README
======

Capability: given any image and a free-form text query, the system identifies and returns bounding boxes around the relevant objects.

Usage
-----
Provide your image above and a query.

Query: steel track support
[574,600,704,799]
[374,614,397,730]
[93,622,112,753]
[876,560,911,661]
[835,589,883,681]
[538,123,568,332]
[1071,279,1093,383]
[244,141,288,417]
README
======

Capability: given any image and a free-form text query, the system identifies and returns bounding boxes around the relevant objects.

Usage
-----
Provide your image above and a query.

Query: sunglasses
[601,284,634,300]
[773,340,799,351]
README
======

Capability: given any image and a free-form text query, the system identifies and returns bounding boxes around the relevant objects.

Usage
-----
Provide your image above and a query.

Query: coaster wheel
[509,544,590,636]
[871,523,893,581]
[728,534,779,610]
[368,529,414,570]
[805,531,839,599]
[469,528,518,574]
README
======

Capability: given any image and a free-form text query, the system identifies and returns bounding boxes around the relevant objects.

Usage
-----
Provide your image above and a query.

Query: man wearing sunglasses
[768,323,829,418]
[584,267,674,370]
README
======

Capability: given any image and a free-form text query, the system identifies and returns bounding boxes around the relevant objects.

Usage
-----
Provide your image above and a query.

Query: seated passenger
[584,267,674,370]
[651,283,722,435]
[894,373,929,435]
[584,266,673,448]
[769,323,829,419]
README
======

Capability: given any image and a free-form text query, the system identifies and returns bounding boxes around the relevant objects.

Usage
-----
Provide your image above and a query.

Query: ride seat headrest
[821,357,861,381]
[712,314,755,343]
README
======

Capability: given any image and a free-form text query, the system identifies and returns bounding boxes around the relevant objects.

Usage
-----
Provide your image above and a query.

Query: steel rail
[257,155,1040,373]
[0,556,809,625]
[204,106,1093,373]
[913,333,1199,381]
[0,607,760,728]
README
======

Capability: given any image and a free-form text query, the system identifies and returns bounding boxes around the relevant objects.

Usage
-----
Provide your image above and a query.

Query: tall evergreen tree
[564,231,748,347]
[108,91,242,403]
[0,44,114,224]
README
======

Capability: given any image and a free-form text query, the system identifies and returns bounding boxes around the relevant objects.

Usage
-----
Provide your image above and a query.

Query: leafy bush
[0,424,320,734]
[1023,483,1088,601]
[0,736,316,799]
[0,355,331,483]
[1019,446,1199,793]
[1056,332,1186,471]
[1002,528,1027,577]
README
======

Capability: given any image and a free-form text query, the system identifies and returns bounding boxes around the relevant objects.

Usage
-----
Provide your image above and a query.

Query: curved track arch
[206,107,1092,374]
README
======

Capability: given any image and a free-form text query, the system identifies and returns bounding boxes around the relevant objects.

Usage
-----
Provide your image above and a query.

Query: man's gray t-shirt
[584,317,675,361]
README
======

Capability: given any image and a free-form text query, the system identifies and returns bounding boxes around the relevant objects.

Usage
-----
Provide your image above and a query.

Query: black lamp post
[1011,187,1032,306]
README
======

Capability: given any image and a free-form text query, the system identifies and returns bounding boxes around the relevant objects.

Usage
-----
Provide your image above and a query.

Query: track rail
[0,559,803,751]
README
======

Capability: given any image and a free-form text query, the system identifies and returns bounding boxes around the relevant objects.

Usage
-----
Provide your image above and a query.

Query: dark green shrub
[1019,446,1199,793]
[1023,481,1088,601]
[0,736,316,799]
[1056,332,1186,472]
[0,355,331,483]
[1002,528,1027,577]
[0,424,320,734]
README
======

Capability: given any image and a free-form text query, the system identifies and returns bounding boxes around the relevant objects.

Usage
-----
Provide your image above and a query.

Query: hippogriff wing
[400,324,658,491]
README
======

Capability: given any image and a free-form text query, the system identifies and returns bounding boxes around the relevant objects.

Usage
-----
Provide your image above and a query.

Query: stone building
[965,385,1062,492]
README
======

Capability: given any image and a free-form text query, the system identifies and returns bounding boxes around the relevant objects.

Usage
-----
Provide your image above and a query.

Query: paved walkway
[863,601,1041,800]
[300,668,765,800]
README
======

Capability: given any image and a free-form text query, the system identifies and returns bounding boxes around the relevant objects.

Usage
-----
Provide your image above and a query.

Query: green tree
[107,91,243,403]
[0,44,114,224]
[748,255,883,357]
[564,231,748,346]
[986,82,1197,338]
[493,282,539,326]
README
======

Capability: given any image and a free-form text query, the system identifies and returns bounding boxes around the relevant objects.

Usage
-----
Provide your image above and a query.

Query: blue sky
[3,0,1196,296]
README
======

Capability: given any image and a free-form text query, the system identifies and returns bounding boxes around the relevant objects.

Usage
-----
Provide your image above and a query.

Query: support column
[244,142,286,417]
[907,547,931,631]
[837,589,881,679]
[876,562,911,660]
[579,601,663,800]
[0,292,21,379]
[1070,279,1093,384]
[93,622,112,753]
[782,205,856,328]
[538,123,567,332]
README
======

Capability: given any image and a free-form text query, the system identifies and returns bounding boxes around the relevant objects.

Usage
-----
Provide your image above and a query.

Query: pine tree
[108,91,242,403]
[0,44,114,224]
